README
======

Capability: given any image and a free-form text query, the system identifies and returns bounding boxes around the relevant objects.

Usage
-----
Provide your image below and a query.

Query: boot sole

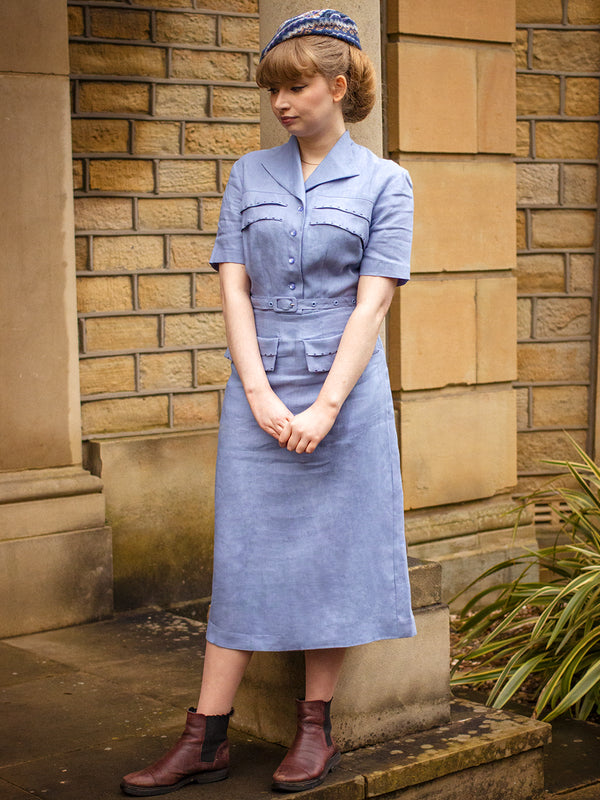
[120,768,229,796]
[271,751,341,793]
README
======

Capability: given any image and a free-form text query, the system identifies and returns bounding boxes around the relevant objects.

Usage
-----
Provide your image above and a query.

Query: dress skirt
[206,303,417,652]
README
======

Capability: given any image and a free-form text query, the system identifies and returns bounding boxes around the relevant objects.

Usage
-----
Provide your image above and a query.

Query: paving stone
[0,671,182,768]
[544,717,600,793]
[0,778,39,799]
[553,784,600,800]
[0,642,72,688]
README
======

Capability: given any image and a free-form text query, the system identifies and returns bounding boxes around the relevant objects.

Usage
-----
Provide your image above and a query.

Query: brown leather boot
[272,699,341,792]
[121,708,232,796]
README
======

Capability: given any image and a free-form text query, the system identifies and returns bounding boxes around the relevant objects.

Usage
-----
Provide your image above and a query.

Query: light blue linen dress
[208,131,417,651]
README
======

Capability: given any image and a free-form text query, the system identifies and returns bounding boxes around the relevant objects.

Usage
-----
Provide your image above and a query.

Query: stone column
[0,0,112,637]
[232,0,450,750]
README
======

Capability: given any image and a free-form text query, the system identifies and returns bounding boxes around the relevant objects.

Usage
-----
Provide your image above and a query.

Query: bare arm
[219,262,293,439]
[279,275,397,454]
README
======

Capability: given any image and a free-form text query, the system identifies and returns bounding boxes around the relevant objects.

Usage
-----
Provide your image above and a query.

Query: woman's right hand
[247,386,293,440]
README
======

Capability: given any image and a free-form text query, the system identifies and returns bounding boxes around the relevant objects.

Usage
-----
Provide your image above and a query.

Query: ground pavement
[1,610,599,800]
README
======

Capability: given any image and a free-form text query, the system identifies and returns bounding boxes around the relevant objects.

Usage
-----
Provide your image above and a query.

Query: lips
[280,116,297,125]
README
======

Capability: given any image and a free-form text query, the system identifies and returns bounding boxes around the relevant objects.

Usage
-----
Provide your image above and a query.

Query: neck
[297,126,346,166]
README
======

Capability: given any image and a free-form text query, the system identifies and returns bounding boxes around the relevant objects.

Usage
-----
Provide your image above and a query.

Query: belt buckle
[275,297,297,312]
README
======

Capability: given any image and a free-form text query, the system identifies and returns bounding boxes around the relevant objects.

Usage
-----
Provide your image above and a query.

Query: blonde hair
[255,35,376,123]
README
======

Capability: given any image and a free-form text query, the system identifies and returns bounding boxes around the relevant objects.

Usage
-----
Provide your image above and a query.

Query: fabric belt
[251,295,357,313]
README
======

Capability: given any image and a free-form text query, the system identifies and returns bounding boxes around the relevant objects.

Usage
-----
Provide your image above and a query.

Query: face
[268,73,346,139]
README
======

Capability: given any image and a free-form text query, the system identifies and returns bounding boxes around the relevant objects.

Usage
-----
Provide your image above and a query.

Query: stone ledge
[0,466,103,504]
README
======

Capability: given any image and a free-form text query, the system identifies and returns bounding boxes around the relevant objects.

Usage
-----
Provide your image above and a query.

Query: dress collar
[259,131,360,200]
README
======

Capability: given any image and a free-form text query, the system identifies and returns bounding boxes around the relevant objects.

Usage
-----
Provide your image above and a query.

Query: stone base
[0,466,112,637]
[406,496,538,609]
[84,430,218,611]
[232,559,451,750]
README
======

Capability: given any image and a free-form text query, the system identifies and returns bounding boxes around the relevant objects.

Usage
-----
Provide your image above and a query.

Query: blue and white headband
[260,9,362,62]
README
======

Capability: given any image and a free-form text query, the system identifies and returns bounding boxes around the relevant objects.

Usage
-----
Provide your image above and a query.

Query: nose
[273,90,289,110]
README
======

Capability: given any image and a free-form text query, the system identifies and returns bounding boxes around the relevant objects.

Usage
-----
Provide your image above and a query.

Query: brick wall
[515,0,600,491]
[69,0,259,437]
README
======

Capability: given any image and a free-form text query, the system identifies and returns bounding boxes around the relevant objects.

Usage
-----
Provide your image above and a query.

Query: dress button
[298,205,303,213]
[288,256,295,264]
[290,230,297,237]
[289,283,296,290]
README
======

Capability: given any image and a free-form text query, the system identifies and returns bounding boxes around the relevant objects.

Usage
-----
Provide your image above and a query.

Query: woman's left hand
[278,402,338,454]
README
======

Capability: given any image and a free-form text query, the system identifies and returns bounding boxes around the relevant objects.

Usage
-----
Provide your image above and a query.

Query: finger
[278,421,292,447]
[286,430,301,451]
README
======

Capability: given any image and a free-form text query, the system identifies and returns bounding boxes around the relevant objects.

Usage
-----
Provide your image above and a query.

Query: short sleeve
[360,166,413,286]
[209,160,245,270]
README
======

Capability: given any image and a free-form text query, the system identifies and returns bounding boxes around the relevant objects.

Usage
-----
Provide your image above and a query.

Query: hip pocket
[303,332,343,373]
[225,335,279,372]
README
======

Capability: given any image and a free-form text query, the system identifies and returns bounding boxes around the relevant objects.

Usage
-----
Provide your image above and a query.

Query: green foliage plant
[451,438,600,722]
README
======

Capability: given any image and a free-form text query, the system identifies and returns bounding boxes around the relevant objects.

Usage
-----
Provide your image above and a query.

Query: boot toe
[121,768,159,789]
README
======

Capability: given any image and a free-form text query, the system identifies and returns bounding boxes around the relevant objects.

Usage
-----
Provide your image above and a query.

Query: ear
[331,74,347,103]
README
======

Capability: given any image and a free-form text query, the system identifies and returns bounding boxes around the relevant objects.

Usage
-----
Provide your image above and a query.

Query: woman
[121,9,415,797]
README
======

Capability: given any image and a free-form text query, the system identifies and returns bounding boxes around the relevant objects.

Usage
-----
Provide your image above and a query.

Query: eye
[291,85,306,93]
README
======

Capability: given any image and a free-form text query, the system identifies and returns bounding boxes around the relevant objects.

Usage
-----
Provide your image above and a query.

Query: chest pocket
[241,192,287,229]
[310,197,372,247]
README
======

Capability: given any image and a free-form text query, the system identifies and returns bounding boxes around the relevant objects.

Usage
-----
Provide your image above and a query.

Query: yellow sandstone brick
[195,273,221,306]
[531,210,596,248]
[77,275,133,312]
[155,12,216,44]
[221,161,235,185]
[131,0,193,7]
[159,160,217,193]
[517,74,560,116]
[68,6,84,36]
[514,29,528,70]
[196,350,230,384]
[516,0,563,23]
[81,396,169,435]
[69,43,167,77]
[79,356,136,395]
[517,254,565,293]
[171,50,249,81]
[517,298,532,339]
[90,8,151,40]
[93,236,164,271]
[79,82,150,114]
[563,165,598,205]
[71,119,129,153]
[164,312,225,346]
[532,386,589,428]
[155,84,208,117]
[212,86,259,118]
[516,387,529,430]
[477,48,515,154]
[536,122,598,160]
[85,315,159,351]
[516,121,531,157]
[568,0,600,24]
[89,159,154,192]
[532,31,600,73]
[518,341,590,382]
[388,0,514,42]
[536,298,592,338]
[170,235,216,269]
[138,274,192,309]
[138,198,198,230]
[221,16,259,48]
[516,210,527,250]
[139,352,193,390]
[569,255,594,293]
[185,122,259,155]
[517,430,586,474]
[74,197,133,231]
[173,392,220,427]
[187,0,256,10]
[76,238,89,270]
[73,160,84,191]
[517,164,559,205]
[201,198,221,229]
[476,276,517,383]
[565,78,600,117]
[134,121,181,155]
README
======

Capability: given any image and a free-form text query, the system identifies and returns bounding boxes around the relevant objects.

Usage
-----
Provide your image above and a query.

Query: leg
[304,648,346,700]
[121,643,252,796]
[272,648,347,793]
[197,642,253,714]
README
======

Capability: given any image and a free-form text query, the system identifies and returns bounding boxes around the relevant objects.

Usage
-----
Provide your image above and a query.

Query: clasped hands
[249,387,338,454]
